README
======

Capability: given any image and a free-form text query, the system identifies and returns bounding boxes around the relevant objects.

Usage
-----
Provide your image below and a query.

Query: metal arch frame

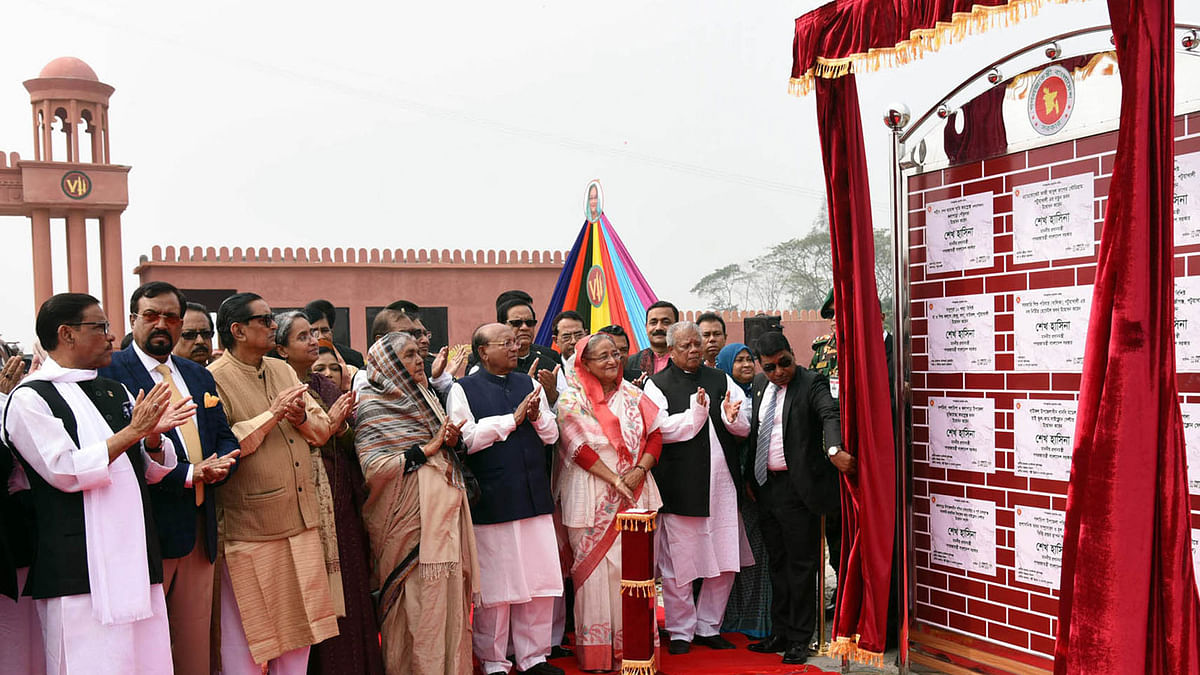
[885,21,1199,675]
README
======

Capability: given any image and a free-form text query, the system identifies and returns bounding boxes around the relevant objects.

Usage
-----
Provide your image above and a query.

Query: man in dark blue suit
[99,281,239,675]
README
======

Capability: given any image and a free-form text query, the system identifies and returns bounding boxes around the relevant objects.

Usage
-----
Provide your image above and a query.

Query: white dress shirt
[757,382,789,471]
[132,343,197,486]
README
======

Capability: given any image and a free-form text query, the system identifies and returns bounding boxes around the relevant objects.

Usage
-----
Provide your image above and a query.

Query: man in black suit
[99,281,240,675]
[304,299,365,368]
[744,331,853,665]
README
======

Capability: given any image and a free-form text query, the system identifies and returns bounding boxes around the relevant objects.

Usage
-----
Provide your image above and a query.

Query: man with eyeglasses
[643,321,751,656]
[446,323,563,675]
[173,302,216,366]
[743,331,851,665]
[3,292,198,673]
[209,293,355,674]
[98,282,242,675]
[303,299,365,370]
[497,298,561,401]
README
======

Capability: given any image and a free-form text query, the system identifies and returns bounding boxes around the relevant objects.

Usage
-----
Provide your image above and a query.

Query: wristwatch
[827,446,840,458]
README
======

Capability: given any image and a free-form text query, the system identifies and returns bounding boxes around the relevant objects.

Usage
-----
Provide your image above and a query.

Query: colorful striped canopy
[536,182,658,351]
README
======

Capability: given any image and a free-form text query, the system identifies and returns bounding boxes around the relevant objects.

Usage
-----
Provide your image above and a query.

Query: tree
[689,263,746,312]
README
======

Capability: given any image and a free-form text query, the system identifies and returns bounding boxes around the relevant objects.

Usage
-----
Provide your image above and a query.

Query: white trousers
[0,568,45,675]
[661,570,735,642]
[36,584,172,674]
[218,566,310,675]
[473,595,554,672]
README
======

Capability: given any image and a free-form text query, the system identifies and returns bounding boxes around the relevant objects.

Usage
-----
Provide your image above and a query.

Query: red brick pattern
[907,114,1200,658]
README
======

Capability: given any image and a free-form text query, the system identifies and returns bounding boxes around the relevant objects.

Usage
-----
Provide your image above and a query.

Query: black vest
[649,362,742,517]
[457,370,554,525]
[3,378,163,599]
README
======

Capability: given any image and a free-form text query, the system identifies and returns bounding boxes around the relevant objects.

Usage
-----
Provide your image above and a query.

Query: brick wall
[907,111,1200,666]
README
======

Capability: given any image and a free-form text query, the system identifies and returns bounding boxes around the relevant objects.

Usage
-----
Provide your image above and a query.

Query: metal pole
[814,514,828,655]
[887,110,913,675]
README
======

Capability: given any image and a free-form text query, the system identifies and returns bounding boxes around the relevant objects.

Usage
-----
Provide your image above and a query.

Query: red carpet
[554,632,841,675]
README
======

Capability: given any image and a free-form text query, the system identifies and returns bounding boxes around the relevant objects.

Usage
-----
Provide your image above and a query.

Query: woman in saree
[714,342,773,640]
[355,331,479,675]
[555,334,665,672]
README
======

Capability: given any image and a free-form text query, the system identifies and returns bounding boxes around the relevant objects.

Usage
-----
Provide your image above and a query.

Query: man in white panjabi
[642,321,753,655]
[446,323,564,675]
[2,293,221,674]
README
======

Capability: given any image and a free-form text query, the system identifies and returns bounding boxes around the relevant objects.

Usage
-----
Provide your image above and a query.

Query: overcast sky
[3,0,1185,349]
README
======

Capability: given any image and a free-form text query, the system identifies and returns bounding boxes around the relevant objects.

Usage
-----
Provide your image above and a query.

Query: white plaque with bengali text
[1015,286,1092,371]
[925,192,995,273]
[1184,403,1200,495]
[1176,151,1200,246]
[1013,174,1095,263]
[927,294,995,371]
[1014,399,1076,481]
[1176,276,1200,372]
[930,495,996,574]
[1015,506,1065,590]
[928,397,995,472]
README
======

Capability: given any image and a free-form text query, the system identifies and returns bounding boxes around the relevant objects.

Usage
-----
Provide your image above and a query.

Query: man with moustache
[643,321,752,655]
[3,293,199,673]
[626,301,678,382]
[173,302,215,366]
[446,323,563,675]
[98,282,242,675]
[697,312,728,368]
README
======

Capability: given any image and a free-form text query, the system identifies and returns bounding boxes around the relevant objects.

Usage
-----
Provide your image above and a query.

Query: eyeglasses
[405,329,431,339]
[585,351,621,363]
[180,330,215,340]
[556,331,587,342]
[66,321,111,334]
[313,326,333,336]
[506,319,537,328]
[133,309,183,326]
[487,339,518,349]
[241,313,277,327]
[761,357,794,373]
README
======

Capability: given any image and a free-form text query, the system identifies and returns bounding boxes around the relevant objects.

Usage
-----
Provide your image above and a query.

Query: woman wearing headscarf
[714,342,772,639]
[555,334,664,672]
[274,312,383,674]
[355,332,479,674]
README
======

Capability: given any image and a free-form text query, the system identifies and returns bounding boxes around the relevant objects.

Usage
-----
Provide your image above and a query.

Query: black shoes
[521,662,565,675]
[747,634,788,653]
[692,633,736,650]
[781,644,809,665]
[548,645,574,660]
[667,639,691,654]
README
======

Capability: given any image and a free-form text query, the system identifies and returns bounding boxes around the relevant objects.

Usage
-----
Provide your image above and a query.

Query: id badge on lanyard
[829,377,839,400]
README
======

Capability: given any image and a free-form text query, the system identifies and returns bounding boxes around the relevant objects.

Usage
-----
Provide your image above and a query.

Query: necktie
[154,364,205,505]
[755,386,776,486]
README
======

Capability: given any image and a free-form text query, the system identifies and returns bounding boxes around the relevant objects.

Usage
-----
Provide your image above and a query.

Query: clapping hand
[422,420,464,457]
[448,349,468,378]
[431,347,449,379]
[0,356,25,395]
[513,385,543,426]
[270,383,310,424]
[328,390,357,429]
[536,364,560,403]
[194,449,240,484]
[695,387,708,408]
[722,391,741,421]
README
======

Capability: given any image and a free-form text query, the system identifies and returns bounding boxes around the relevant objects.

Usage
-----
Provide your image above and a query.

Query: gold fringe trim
[620,656,655,675]
[827,633,887,668]
[620,579,656,597]
[1006,51,1118,99]
[616,511,657,532]
[789,0,1086,96]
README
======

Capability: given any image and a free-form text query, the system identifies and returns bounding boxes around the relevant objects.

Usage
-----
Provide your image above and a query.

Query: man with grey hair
[643,321,752,654]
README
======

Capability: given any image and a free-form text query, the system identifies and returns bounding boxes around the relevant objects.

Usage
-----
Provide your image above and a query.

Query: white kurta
[4,363,177,675]
[643,375,754,584]
[446,379,563,607]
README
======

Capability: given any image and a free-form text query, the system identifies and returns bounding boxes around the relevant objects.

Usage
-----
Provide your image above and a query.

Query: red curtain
[1054,0,1200,672]
[814,73,897,662]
